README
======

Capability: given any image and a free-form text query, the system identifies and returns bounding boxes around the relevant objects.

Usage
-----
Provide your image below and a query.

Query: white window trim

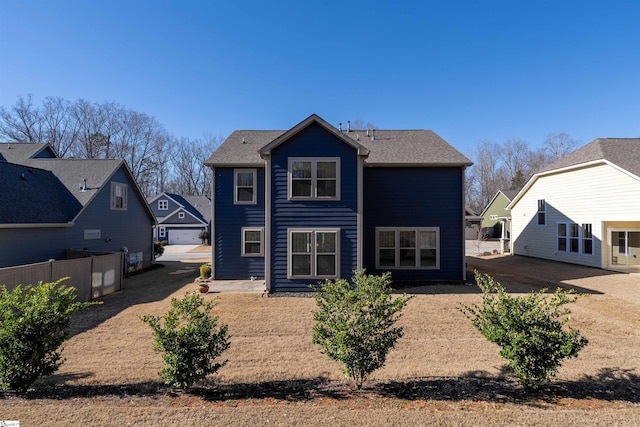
[159,227,166,238]
[557,222,594,256]
[537,199,546,225]
[158,199,168,210]
[375,227,440,270]
[242,227,264,257]
[234,168,257,205]
[110,182,128,210]
[288,158,341,201]
[178,212,185,219]
[288,228,340,279]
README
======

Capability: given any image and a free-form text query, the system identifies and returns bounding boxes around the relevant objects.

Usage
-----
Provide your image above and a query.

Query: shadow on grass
[4,368,638,404]
[377,367,640,404]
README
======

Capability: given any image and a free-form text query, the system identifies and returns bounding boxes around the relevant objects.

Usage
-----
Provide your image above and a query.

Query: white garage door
[169,229,201,245]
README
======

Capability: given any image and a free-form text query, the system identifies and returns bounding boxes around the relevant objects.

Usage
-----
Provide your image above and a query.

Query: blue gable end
[268,123,360,292]
[362,167,466,282]
[213,167,265,279]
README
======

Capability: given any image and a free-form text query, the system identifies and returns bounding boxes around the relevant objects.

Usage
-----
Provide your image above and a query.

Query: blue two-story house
[205,114,472,292]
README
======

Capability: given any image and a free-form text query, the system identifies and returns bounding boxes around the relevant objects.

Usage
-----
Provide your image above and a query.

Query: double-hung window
[289,158,340,200]
[537,199,546,225]
[235,169,256,204]
[111,182,127,210]
[242,227,264,257]
[289,229,339,278]
[557,222,593,255]
[376,227,439,269]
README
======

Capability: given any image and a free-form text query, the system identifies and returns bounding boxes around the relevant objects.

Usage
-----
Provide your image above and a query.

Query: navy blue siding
[0,167,154,269]
[270,124,358,291]
[214,167,265,279]
[363,167,466,281]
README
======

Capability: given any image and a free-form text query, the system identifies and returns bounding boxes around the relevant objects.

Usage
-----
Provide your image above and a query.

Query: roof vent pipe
[242,137,246,144]
[338,122,342,132]
[371,129,376,141]
[81,179,87,192]
[347,120,351,132]
[366,129,370,137]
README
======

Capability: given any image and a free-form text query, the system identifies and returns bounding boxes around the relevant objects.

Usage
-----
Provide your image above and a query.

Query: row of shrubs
[0,271,588,394]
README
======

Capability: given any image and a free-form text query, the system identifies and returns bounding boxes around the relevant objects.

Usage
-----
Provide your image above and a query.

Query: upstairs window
[234,169,256,204]
[111,182,127,210]
[158,199,168,210]
[289,158,340,200]
[537,199,546,225]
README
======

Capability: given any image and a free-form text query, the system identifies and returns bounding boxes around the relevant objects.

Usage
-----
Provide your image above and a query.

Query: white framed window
[159,227,166,238]
[489,214,499,220]
[537,199,546,225]
[376,227,440,269]
[288,158,340,200]
[557,222,593,255]
[288,228,339,278]
[111,182,127,210]
[178,212,185,219]
[234,169,257,204]
[158,199,168,210]
[242,227,264,257]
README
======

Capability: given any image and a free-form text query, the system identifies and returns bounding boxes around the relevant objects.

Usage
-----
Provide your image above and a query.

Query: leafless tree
[167,135,220,196]
[0,94,44,143]
[543,132,579,163]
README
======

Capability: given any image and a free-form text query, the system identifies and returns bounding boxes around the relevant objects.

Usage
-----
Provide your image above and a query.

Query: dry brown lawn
[1,256,639,426]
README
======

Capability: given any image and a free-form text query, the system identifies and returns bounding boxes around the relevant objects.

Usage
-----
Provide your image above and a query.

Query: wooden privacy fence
[0,252,124,302]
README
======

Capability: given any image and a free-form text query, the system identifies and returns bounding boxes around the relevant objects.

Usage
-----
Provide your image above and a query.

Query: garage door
[169,230,201,245]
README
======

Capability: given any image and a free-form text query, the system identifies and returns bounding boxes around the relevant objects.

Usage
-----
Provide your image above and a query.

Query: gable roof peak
[258,113,370,157]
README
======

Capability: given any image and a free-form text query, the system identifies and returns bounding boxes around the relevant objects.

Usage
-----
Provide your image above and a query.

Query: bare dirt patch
[1,257,639,426]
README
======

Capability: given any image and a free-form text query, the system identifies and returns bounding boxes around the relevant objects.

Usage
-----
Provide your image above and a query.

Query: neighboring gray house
[148,192,211,244]
[508,138,640,273]
[0,143,156,269]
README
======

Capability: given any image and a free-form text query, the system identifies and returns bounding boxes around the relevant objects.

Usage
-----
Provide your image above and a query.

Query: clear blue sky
[1,0,638,157]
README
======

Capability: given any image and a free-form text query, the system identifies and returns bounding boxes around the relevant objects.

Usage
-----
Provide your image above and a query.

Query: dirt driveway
[467,254,640,304]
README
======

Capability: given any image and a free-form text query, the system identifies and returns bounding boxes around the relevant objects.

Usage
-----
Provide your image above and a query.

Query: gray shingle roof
[542,138,640,177]
[0,142,56,162]
[20,158,124,207]
[206,131,285,166]
[205,115,472,167]
[0,162,82,224]
[353,130,472,166]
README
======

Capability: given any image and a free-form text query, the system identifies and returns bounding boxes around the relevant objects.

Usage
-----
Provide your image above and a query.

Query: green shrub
[154,240,165,258]
[311,270,413,389]
[199,264,212,279]
[141,292,230,389]
[0,278,99,393]
[198,230,210,244]
[459,271,588,390]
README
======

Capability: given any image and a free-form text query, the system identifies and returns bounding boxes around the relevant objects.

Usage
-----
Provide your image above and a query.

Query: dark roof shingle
[205,117,471,167]
[542,138,640,177]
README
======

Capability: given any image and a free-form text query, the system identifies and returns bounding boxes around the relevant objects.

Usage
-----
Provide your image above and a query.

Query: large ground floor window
[376,227,440,269]
[288,228,339,279]
[557,222,593,255]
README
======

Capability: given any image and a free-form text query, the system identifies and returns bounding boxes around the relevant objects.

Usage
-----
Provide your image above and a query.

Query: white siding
[511,163,640,268]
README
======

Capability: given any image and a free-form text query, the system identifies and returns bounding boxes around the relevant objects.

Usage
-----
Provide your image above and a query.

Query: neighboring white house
[508,138,640,273]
